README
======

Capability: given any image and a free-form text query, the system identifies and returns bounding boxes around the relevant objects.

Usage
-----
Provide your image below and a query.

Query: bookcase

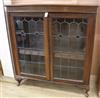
[6,5,97,97]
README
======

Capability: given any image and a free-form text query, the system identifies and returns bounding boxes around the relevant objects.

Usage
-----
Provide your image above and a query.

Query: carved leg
[84,87,89,97]
[16,78,23,86]
[74,85,89,97]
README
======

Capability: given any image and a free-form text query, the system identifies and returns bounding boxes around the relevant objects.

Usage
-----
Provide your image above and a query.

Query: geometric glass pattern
[52,18,88,80]
[14,16,45,76]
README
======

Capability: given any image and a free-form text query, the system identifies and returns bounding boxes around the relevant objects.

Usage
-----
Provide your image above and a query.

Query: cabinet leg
[84,87,89,97]
[74,85,89,97]
[16,78,23,86]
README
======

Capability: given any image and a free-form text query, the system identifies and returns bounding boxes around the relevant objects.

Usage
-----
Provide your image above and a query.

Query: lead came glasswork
[14,16,45,76]
[52,18,87,80]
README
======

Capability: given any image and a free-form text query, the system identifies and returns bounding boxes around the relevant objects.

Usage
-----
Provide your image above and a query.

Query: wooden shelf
[19,60,45,65]
[19,48,44,56]
[54,65,83,69]
[54,52,85,60]
[19,48,84,60]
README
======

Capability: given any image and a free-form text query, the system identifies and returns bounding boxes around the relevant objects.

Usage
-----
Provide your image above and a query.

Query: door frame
[7,12,50,80]
[48,13,96,84]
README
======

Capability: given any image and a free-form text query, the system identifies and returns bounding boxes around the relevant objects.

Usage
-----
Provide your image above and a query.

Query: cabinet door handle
[44,12,48,17]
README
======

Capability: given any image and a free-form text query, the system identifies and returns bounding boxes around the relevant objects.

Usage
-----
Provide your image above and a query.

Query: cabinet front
[9,12,94,83]
[10,13,47,79]
[49,13,91,83]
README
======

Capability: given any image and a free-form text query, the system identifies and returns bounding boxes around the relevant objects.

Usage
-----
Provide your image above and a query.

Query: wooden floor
[0,76,98,98]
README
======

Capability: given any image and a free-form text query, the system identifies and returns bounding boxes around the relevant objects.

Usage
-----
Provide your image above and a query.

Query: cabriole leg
[84,86,89,97]
[16,77,23,86]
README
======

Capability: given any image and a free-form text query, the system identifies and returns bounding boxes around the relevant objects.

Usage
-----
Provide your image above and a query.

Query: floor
[0,76,98,98]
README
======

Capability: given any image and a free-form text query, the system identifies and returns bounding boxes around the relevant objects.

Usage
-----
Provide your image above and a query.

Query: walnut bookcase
[6,5,97,97]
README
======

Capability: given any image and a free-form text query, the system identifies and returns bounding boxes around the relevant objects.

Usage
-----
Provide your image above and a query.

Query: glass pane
[19,55,45,75]
[14,16,45,76]
[52,17,88,80]
[54,58,83,80]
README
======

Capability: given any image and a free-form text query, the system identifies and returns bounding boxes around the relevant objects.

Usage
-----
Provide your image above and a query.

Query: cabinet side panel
[83,15,96,85]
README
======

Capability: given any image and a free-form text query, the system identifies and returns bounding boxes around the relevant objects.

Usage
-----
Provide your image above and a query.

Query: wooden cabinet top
[6,5,98,14]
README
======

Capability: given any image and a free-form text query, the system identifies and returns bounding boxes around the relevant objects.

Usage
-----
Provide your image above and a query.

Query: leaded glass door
[49,13,89,82]
[11,13,48,79]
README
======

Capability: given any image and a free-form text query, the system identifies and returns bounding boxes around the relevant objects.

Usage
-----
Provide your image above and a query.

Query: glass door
[12,13,47,78]
[49,13,88,82]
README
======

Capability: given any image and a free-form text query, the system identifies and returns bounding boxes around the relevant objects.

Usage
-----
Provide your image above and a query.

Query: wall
[77,0,98,5]
[11,0,98,5]
[0,0,99,77]
[0,0,14,77]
